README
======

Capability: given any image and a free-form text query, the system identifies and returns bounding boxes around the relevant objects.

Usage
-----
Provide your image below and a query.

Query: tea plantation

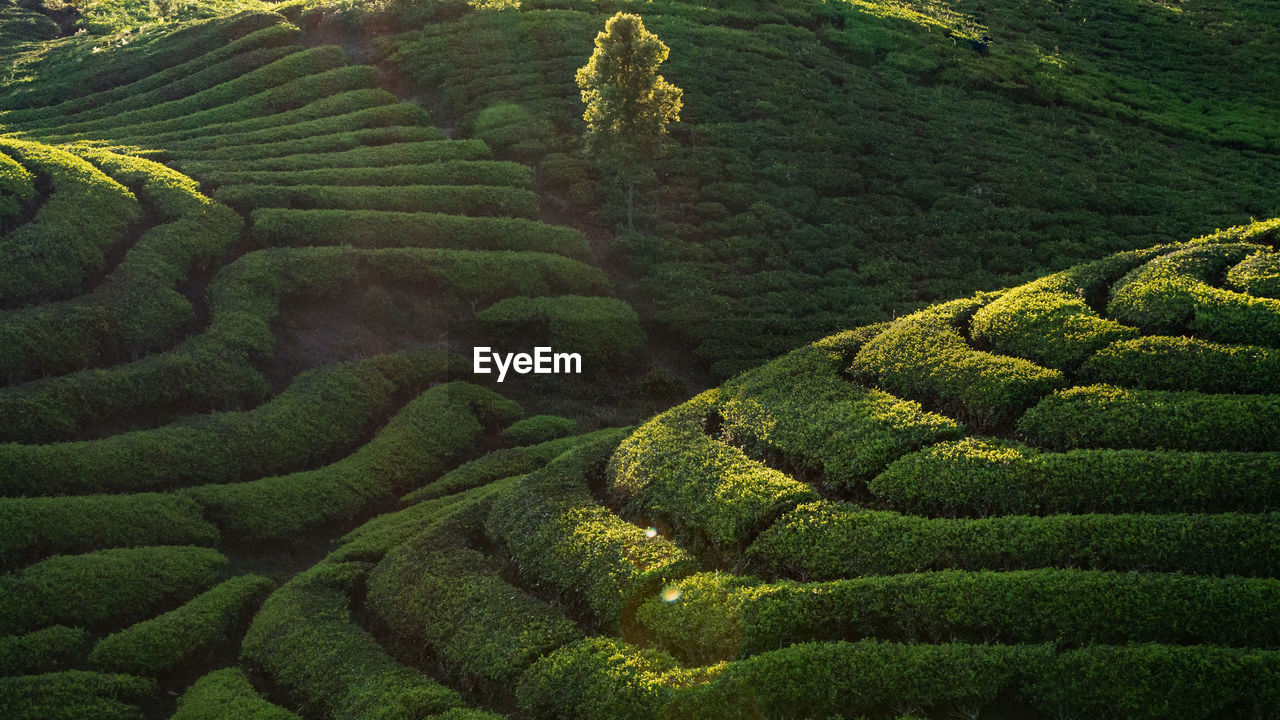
[0,0,1278,718]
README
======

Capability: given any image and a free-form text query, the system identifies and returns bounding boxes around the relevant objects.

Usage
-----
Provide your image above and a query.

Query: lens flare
[661,586,682,603]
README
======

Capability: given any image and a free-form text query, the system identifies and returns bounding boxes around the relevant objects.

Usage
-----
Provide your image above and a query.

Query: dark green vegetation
[1,0,1278,718]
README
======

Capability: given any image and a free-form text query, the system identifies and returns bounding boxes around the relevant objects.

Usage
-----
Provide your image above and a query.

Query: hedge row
[183,137,488,172]
[197,159,533,190]
[608,392,817,552]
[1108,243,1280,346]
[1080,335,1280,393]
[0,546,226,634]
[850,295,1065,428]
[1228,249,1280,298]
[250,208,588,258]
[0,139,139,303]
[89,574,273,676]
[715,334,960,490]
[661,640,1280,720]
[0,670,156,720]
[16,45,300,130]
[502,414,578,444]
[0,351,448,496]
[870,437,1280,516]
[0,148,35,220]
[479,295,647,367]
[1017,384,1280,451]
[171,668,300,720]
[172,125,447,162]
[159,103,428,153]
[184,382,521,543]
[0,11,286,110]
[31,45,350,136]
[217,183,540,218]
[639,568,1280,663]
[0,493,219,570]
[747,501,1280,580]
[126,87,397,147]
[0,626,88,675]
[0,149,240,381]
[0,22,300,123]
[487,431,697,629]
[241,559,464,720]
[967,249,1162,369]
[54,65,380,143]
[402,429,610,504]
[368,541,580,690]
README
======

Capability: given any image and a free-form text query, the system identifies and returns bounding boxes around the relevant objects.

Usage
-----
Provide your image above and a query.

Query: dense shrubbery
[1228,249,1280,298]
[870,438,1280,516]
[0,670,156,720]
[198,160,533,189]
[488,432,697,629]
[716,331,960,490]
[185,138,488,173]
[1080,335,1280,393]
[0,626,89,675]
[0,493,219,569]
[89,574,273,676]
[0,149,35,221]
[368,540,580,690]
[172,668,300,720]
[850,296,1064,427]
[502,414,577,444]
[218,183,539,217]
[173,125,447,162]
[639,569,1280,662]
[242,559,464,720]
[158,103,429,152]
[478,295,646,368]
[609,392,817,552]
[748,501,1280,580]
[1018,384,1280,451]
[0,546,226,634]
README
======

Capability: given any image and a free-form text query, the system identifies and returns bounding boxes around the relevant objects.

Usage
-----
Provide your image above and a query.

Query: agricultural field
[0,0,1278,718]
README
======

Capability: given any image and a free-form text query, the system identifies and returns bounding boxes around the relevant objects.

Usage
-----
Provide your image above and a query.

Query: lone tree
[575,12,682,234]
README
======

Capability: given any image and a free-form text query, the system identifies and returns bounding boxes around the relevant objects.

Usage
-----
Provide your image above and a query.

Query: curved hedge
[1080,335,1280,393]
[502,414,578,445]
[172,668,301,720]
[241,559,464,720]
[487,431,697,629]
[367,541,580,690]
[197,160,533,189]
[0,148,35,220]
[0,671,156,720]
[1228,249,1280,298]
[217,183,540,217]
[1018,384,1280,451]
[186,138,489,172]
[850,295,1065,427]
[0,626,89,675]
[88,574,273,676]
[156,103,428,153]
[747,501,1280,580]
[172,125,448,162]
[870,437,1280,516]
[638,569,1280,663]
[714,329,961,490]
[250,208,588,258]
[0,140,139,303]
[0,546,227,634]
[0,493,219,570]
[608,392,818,552]
[478,295,646,368]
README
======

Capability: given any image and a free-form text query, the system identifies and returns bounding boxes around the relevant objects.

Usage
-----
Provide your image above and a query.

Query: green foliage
[185,382,521,543]
[639,569,1280,663]
[0,626,90,676]
[1080,335,1280,393]
[502,414,578,445]
[241,560,464,720]
[472,102,554,158]
[0,546,227,634]
[1228,249,1280,298]
[487,432,697,629]
[716,334,961,490]
[850,295,1065,428]
[0,671,156,720]
[748,501,1280,580]
[71,0,273,35]
[149,101,424,151]
[218,183,539,217]
[198,160,533,189]
[1018,384,1280,452]
[251,209,588,258]
[609,391,818,552]
[478,295,645,368]
[368,541,580,689]
[89,575,273,676]
[172,668,300,720]
[0,139,140,304]
[185,137,487,172]
[173,125,447,161]
[0,493,219,569]
[871,438,1280,516]
[0,148,36,220]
